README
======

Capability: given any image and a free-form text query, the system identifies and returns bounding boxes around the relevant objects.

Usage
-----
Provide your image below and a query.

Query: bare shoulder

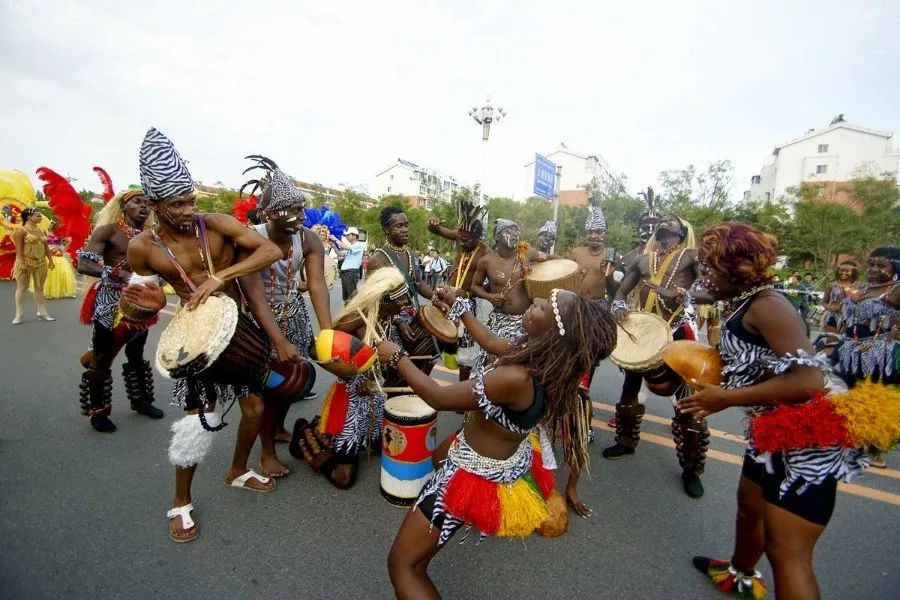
[483,363,532,405]
[202,212,243,232]
[90,223,116,241]
[745,292,794,324]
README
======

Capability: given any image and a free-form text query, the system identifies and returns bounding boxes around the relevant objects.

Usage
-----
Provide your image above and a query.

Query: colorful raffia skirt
[318,373,384,458]
[416,431,555,545]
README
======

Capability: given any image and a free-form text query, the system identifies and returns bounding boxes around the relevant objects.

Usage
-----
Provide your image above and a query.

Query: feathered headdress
[304,205,347,240]
[240,155,305,213]
[457,198,487,236]
[233,194,259,224]
[36,167,92,263]
[637,186,658,218]
[93,167,115,202]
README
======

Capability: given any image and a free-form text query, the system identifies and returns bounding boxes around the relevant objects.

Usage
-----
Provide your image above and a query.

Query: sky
[2,0,899,202]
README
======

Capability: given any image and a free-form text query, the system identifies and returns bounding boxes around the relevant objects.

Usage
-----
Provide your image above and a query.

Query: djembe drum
[525,259,581,299]
[311,329,377,378]
[418,303,459,344]
[380,395,438,507]
[610,311,681,396]
[155,294,312,401]
[660,340,723,387]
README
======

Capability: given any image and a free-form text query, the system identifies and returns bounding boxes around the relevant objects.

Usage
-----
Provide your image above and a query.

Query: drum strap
[377,246,420,310]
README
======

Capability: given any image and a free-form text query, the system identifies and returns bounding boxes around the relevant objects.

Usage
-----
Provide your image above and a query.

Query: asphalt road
[1,280,898,599]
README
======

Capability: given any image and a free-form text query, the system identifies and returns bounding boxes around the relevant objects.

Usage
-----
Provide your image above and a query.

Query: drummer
[569,206,617,301]
[426,198,489,381]
[368,206,439,379]
[238,156,334,479]
[470,218,557,372]
[604,214,709,499]
[124,128,301,543]
[534,220,557,254]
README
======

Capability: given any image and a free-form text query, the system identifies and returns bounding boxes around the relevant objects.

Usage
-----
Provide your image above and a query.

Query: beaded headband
[550,288,566,336]
[386,283,409,303]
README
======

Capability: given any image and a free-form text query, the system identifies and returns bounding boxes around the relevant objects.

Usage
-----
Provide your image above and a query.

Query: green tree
[851,176,900,253]
[658,160,735,234]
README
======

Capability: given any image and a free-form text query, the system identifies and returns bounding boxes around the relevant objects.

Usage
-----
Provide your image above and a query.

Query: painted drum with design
[381,395,437,506]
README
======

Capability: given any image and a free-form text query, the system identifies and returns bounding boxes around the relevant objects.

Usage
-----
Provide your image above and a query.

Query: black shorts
[741,451,836,526]
[416,489,462,540]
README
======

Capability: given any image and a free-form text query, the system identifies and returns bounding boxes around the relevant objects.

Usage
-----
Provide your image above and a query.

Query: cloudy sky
[2,0,898,201]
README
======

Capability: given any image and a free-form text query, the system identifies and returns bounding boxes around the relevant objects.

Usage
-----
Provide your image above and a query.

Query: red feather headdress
[36,167,92,263]
[92,166,115,202]
[233,194,258,224]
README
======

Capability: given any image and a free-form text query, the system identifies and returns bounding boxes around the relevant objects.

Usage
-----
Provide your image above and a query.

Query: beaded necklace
[118,220,141,240]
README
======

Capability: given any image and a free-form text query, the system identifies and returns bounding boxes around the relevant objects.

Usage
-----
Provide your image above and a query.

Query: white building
[521,145,611,206]
[744,118,900,202]
[373,158,471,210]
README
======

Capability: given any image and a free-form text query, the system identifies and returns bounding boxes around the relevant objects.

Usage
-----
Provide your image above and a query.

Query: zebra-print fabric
[720,295,868,497]
[470,363,532,434]
[139,128,193,201]
[92,267,127,330]
[414,431,534,546]
[473,309,524,372]
[259,168,305,212]
[331,374,385,457]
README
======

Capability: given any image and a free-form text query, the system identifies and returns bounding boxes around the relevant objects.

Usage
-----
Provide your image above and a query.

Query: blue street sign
[533,153,556,199]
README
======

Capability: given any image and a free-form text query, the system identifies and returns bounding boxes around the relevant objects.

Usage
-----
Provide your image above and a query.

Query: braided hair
[497,294,617,465]
[380,205,405,230]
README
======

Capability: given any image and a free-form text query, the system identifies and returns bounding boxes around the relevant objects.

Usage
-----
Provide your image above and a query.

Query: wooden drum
[418,303,458,344]
[380,395,438,506]
[525,259,581,299]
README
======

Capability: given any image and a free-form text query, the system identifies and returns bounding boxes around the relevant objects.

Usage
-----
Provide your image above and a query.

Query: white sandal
[166,503,198,543]
[36,313,55,322]
[227,469,275,492]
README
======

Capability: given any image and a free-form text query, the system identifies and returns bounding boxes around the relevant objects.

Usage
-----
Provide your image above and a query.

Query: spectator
[425,248,449,289]
[333,227,366,301]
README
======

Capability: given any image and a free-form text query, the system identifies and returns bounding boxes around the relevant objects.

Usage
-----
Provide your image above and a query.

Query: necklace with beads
[728,283,775,303]
[118,220,141,240]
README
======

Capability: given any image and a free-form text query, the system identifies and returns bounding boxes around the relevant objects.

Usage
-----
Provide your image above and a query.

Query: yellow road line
[591,402,900,481]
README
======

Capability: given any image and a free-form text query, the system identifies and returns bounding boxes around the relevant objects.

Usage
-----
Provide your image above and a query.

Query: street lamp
[469,97,506,142]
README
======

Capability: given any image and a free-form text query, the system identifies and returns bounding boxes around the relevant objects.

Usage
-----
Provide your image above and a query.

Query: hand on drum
[433,284,459,312]
[613,307,629,322]
[677,380,730,419]
[122,282,167,311]
[396,321,416,344]
[274,338,302,364]
[376,339,402,363]
[186,276,225,310]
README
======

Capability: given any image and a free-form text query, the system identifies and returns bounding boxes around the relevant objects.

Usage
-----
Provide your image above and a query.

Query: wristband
[386,348,408,369]
[611,299,629,312]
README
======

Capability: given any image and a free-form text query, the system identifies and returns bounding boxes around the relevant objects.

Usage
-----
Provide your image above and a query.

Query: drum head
[385,395,436,419]
[527,259,579,283]
[156,294,239,377]
[419,304,458,343]
[610,311,672,371]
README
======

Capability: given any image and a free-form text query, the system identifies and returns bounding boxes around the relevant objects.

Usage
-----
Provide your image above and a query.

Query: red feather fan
[36,167,92,264]
[92,166,115,202]
[233,194,258,224]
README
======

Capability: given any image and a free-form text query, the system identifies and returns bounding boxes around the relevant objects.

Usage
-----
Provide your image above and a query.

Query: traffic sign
[533,153,556,199]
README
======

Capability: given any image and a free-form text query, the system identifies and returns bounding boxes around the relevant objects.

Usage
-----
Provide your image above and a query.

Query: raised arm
[427,218,460,242]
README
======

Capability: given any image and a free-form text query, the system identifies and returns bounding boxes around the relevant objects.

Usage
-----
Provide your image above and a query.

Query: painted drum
[381,395,438,506]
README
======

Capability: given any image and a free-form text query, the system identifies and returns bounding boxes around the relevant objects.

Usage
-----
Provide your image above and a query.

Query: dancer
[426,199,489,380]
[380,289,617,599]
[681,222,867,600]
[41,234,77,298]
[11,207,55,324]
[124,128,298,543]
[368,205,438,379]
[305,267,410,488]
[470,218,554,371]
[535,220,557,254]
[822,260,859,335]
[604,214,708,498]
[76,190,162,432]
[240,155,333,478]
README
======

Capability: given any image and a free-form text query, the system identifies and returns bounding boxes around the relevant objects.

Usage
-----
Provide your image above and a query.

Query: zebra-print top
[720,293,867,497]
[471,363,541,435]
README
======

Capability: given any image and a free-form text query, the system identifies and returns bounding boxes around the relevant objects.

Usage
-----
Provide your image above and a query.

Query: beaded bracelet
[386,348,409,369]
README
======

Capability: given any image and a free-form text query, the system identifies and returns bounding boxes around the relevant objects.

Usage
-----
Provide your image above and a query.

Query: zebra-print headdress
[138,128,194,201]
[240,155,305,212]
[585,205,606,232]
[538,220,557,237]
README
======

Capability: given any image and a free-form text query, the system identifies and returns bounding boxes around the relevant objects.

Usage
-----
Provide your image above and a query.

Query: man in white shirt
[334,226,365,301]
[425,248,449,289]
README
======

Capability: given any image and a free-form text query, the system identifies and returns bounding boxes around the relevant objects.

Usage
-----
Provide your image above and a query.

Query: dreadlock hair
[497,293,617,470]
[380,205,405,230]
[335,267,407,346]
[870,246,900,276]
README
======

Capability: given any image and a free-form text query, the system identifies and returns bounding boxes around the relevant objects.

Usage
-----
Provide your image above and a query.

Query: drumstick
[381,386,414,393]
[355,308,384,343]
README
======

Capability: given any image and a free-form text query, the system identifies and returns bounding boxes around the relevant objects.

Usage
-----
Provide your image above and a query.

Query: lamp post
[469,97,506,205]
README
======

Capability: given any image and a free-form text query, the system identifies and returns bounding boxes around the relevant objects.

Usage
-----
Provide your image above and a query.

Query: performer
[470,218,555,371]
[41,234,77,298]
[308,267,410,488]
[123,128,298,543]
[681,222,867,600]
[11,207,55,324]
[822,260,859,335]
[426,199,489,380]
[534,219,557,254]
[75,190,162,432]
[604,214,708,498]
[367,205,438,380]
[240,155,333,478]
[379,289,617,598]
[570,206,616,301]
[832,247,900,387]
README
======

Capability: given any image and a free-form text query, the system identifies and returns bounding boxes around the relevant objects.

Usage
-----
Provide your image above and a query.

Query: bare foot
[274,428,292,444]
[260,454,291,478]
[225,469,277,492]
[566,487,592,518]
[326,462,357,490]
[168,501,198,543]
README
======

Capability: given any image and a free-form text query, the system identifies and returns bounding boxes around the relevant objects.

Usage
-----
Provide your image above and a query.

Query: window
[751,175,761,185]
[817,144,829,153]
[390,174,394,180]
[419,185,426,194]
[387,186,391,193]
[816,164,828,174]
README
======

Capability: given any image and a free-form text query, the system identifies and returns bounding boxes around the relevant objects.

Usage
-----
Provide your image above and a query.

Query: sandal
[226,469,276,493]
[167,503,199,543]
